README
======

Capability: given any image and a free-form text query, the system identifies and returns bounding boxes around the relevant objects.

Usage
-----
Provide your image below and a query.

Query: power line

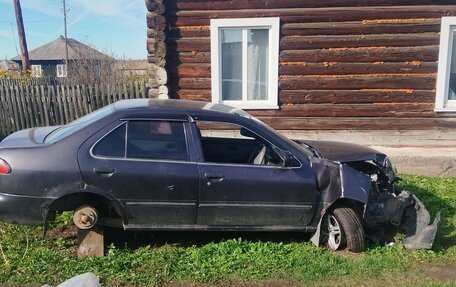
[25,19,60,23]
[0,19,60,23]
[10,22,19,56]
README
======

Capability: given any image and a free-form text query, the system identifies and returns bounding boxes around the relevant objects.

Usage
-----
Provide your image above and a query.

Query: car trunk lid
[0,126,60,147]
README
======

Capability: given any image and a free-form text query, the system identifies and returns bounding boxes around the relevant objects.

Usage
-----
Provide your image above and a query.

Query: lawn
[0,175,455,286]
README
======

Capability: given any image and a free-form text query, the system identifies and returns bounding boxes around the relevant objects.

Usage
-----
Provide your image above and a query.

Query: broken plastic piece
[56,272,100,287]
[401,194,440,250]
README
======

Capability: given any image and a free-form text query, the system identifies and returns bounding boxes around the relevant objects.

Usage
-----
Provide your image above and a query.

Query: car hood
[296,140,388,167]
[0,126,60,147]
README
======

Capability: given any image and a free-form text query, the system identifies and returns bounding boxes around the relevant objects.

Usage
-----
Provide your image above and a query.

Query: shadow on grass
[104,228,312,250]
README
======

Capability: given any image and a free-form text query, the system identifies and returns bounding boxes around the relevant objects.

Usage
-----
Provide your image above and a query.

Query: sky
[0,0,147,60]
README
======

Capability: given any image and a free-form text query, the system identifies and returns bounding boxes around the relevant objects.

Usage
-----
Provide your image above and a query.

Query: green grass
[0,175,455,286]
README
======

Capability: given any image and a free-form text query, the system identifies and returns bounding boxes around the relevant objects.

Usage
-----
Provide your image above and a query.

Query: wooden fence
[0,77,70,86]
[0,81,148,136]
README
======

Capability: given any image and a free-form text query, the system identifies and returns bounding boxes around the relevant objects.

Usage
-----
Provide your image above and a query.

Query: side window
[92,123,126,158]
[127,120,188,161]
[196,121,284,166]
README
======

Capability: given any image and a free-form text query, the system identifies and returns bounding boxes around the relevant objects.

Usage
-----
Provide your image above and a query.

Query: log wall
[146,0,456,130]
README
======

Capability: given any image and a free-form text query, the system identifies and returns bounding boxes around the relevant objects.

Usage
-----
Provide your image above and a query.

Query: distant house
[0,60,19,71]
[11,36,112,78]
[120,59,150,77]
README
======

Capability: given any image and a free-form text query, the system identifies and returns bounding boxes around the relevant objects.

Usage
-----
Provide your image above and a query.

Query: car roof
[113,99,251,118]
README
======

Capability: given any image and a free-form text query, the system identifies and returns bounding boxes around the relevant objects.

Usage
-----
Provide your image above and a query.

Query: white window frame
[56,64,67,78]
[435,17,456,112]
[31,65,42,78]
[210,17,280,110]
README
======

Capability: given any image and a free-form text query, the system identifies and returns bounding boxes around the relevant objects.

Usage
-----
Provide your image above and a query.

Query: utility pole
[13,0,30,73]
[63,0,69,66]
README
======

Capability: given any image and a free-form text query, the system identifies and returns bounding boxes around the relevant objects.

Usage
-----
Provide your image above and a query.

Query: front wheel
[322,207,365,252]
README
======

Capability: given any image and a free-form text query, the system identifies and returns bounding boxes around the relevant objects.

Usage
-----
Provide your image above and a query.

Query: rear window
[45,104,115,143]
[92,120,189,161]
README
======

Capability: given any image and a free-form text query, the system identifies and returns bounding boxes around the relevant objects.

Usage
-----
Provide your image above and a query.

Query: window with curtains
[56,64,67,77]
[435,17,456,112]
[31,65,42,77]
[210,18,279,109]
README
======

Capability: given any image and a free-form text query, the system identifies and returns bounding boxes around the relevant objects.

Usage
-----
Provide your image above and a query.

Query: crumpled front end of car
[356,157,440,250]
[301,140,440,250]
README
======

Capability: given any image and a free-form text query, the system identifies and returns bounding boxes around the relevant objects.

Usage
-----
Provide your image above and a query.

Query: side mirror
[240,127,256,139]
[282,151,293,168]
[272,146,294,168]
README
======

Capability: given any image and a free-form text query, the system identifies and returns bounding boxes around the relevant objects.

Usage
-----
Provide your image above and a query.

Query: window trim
[435,16,456,112]
[56,64,67,78]
[210,17,280,110]
[31,65,42,78]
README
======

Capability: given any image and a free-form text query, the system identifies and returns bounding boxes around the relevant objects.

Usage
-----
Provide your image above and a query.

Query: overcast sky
[0,0,147,60]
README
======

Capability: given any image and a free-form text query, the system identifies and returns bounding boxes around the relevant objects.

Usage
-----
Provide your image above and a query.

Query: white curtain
[247,29,269,100]
[221,29,242,100]
[450,31,456,100]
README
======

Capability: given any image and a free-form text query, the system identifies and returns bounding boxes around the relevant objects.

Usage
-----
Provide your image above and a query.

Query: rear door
[78,118,199,228]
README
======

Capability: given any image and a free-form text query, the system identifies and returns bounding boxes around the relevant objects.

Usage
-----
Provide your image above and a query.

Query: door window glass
[92,123,126,158]
[196,121,283,166]
[127,121,188,161]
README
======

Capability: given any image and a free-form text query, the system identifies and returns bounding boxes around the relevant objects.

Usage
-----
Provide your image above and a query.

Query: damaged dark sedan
[0,99,440,252]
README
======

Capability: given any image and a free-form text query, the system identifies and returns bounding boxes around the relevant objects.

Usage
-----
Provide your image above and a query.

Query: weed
[0,175,454,286]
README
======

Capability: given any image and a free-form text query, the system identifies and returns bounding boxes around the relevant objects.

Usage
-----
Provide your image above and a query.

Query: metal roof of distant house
[11,36,113,61]
[0,60,19,70]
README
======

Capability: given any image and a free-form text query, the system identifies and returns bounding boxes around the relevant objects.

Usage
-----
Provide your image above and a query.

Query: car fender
[45,184,128,226]
[309,157,371,246]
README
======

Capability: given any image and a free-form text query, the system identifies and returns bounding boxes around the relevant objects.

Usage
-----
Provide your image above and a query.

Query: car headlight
[384,157,397,183]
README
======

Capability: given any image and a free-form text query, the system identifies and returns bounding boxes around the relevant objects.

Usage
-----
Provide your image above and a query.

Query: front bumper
[0,192,52,225]
[401,194,440,250]
[365,190,440,250]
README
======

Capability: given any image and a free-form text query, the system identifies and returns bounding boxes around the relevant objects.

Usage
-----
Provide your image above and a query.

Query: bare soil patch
[424,263,456,282]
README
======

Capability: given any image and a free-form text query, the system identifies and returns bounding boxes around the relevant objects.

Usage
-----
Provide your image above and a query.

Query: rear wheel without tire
[73,205,99,230]
[322,207,365,252]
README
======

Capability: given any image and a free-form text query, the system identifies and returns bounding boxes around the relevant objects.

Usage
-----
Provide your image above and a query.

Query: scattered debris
[41,272,100,287]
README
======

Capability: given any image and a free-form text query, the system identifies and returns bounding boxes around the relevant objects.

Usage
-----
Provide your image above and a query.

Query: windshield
[249,115,314,157]
[45,104,115,143]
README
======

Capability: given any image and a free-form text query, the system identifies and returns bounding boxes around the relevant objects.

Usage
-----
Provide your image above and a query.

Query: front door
[193,120,317,227]
[78,119,199,228]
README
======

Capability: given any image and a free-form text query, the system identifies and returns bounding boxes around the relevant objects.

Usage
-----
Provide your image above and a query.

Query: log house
[145,0,456,132]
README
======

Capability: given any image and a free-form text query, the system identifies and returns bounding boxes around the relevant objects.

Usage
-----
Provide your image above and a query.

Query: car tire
[73,205,99,230]
[323,207,365,252]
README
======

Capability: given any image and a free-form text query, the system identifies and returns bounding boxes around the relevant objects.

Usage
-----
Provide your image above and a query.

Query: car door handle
[205,173,225,183]
[93,167,116,176]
